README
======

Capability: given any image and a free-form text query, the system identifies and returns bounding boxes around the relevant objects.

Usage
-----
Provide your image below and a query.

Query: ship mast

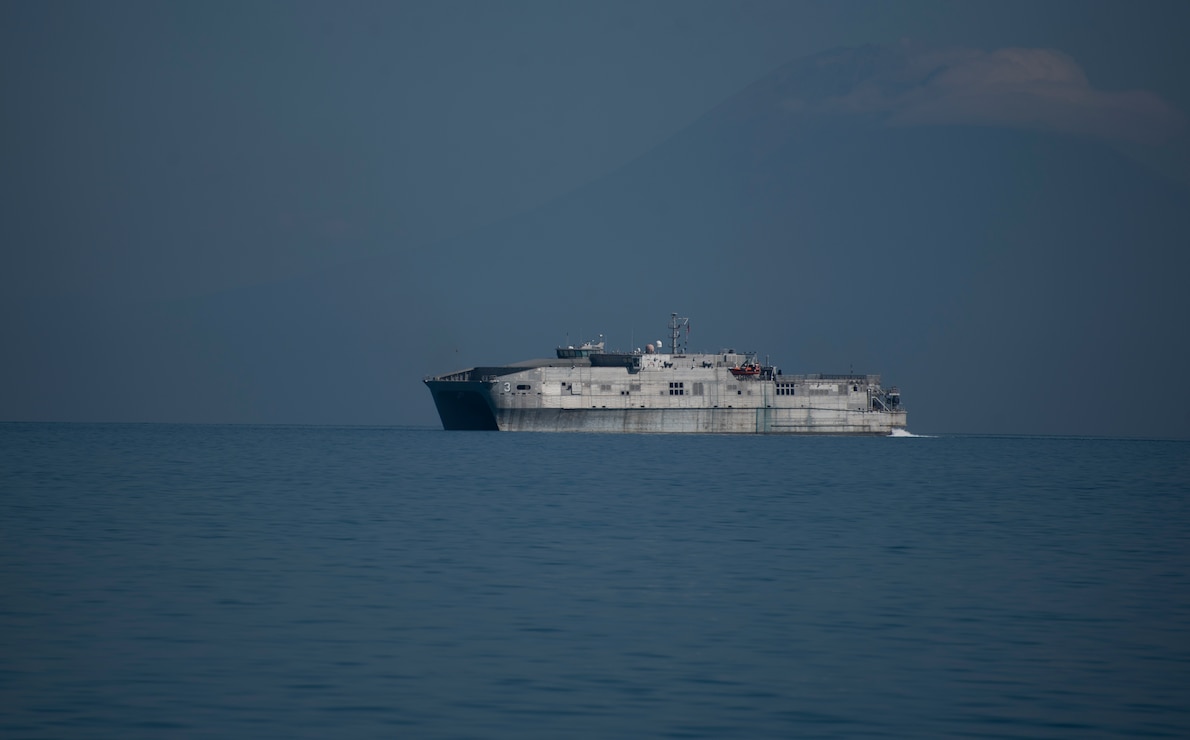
[668,312,689,354]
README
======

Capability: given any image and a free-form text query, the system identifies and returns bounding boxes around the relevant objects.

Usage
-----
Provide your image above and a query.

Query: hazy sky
[3,1,1188,436]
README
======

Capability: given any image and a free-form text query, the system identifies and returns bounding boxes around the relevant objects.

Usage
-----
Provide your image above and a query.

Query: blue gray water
[2,424,1188,738]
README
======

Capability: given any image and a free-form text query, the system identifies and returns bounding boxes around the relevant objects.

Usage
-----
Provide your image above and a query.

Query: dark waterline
[2,424,1188,738]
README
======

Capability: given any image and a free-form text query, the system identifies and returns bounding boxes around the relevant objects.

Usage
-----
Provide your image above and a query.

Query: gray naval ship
[424,314,906,434]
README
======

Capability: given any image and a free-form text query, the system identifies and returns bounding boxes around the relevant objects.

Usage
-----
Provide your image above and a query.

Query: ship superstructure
[423,314,906,434]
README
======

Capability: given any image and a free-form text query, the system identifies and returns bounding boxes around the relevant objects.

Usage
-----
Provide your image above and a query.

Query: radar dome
[645,344,654,354]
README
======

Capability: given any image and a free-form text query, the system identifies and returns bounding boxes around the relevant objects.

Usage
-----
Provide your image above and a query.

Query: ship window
[517,384,531,390]
[669,381,685,396]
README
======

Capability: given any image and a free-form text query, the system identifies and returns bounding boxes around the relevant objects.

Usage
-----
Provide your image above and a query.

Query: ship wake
[889,429,932,438]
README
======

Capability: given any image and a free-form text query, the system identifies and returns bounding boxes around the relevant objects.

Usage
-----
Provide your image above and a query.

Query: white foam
[889,428,932,438]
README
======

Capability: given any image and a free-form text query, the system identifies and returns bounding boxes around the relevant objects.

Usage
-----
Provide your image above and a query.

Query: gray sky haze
[3,1,1188,437]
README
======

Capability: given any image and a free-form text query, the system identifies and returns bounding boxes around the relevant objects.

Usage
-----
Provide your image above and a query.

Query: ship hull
[425,354,907,435]
[426,381,500,430]
[494,407,905,434]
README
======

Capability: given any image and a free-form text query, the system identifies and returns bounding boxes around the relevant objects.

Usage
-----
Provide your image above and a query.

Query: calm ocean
[1,424,1188,738]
